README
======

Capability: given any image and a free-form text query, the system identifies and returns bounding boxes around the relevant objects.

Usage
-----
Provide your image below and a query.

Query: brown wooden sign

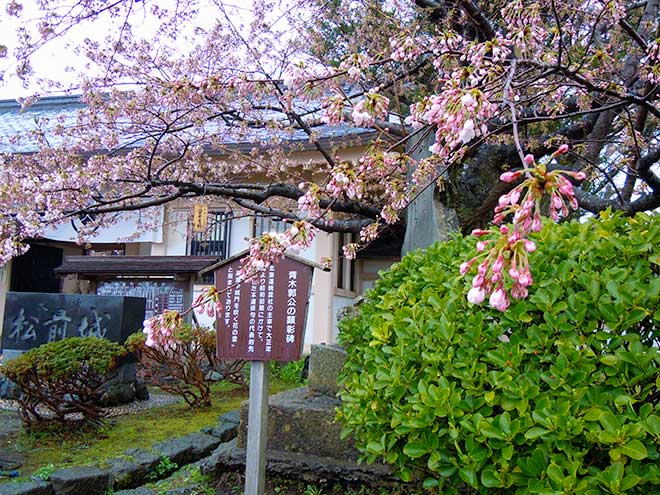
[213,254,314,362]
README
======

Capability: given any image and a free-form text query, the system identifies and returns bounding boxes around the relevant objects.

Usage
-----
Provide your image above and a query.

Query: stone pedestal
[238,387,359,460]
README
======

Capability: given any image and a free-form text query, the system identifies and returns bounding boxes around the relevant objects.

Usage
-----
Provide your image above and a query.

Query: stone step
[201,439,396,485]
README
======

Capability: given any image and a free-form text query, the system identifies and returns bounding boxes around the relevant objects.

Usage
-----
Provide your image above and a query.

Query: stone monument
[0,292,148,403]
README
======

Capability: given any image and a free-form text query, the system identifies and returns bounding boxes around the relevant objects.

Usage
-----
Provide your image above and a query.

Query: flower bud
[551,144,569,157]
[489,287,510,311]
[467,286,486,304]
[500,170,522,183]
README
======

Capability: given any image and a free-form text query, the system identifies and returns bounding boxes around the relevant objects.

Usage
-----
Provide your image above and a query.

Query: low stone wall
[0,412,240,495]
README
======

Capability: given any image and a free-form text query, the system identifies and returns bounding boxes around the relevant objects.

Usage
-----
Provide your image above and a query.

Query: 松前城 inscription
[1,292,146,352]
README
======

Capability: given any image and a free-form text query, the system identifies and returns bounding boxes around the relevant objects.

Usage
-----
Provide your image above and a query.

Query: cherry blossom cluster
[461,225,537,311]
[462,145,587,311]
[327,163,364,199]
[283,60,335,91]
[407,87,497,158]
[351,90,390,127]
[501,0,546,58]
[144,310,183,348]
[390,34,426,63]
[342,242,359,260]
[359,222,380,243]
[321,94,346,125]
[339,53,372,81]
[193,286,222,319]
[297,182,322,217]
[641,40,660,84]
[239,220,317,280]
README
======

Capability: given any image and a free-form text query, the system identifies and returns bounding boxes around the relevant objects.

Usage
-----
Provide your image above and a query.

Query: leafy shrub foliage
[338,212,660,494]
[270,357,308,385]
[0,337,125,426]
[126,325,245,407]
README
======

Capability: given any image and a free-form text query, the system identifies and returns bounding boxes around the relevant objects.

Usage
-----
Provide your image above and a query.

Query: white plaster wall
[192,284,216,329]
[150,208,188,256]
[332,294,357,343]
[228,217,252,256]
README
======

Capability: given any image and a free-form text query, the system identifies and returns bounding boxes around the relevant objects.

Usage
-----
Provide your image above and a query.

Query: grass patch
[3,378,298,481]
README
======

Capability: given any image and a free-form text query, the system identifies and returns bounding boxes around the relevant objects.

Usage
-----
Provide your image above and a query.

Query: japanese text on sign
[214,255,313,362]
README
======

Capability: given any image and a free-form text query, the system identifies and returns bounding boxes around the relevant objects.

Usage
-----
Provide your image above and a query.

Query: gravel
[0,393,183,419]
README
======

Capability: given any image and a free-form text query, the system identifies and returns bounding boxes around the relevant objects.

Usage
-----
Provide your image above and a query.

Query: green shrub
[0,337,126,426]
[338,212,660,494]
[270,357,308,385]
[147,455,179,481]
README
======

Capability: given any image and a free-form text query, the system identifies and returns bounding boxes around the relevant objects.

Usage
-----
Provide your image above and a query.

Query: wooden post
[245,361,269,495]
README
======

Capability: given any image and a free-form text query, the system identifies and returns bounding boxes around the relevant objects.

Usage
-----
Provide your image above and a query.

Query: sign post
[245,361,269,495]
[201,251,318,495]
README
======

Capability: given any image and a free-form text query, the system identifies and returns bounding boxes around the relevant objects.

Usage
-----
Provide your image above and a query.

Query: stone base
[238,387,359,460]
[201,439,396,485]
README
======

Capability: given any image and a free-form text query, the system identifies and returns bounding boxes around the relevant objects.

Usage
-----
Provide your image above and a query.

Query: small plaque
[192,204,209,233]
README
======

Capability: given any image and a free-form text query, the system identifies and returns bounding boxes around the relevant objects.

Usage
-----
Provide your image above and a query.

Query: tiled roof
[0,95,382,154]
[0,96,84,153]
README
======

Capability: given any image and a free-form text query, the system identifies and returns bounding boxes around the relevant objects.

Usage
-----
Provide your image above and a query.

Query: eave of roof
[54,255,221,277]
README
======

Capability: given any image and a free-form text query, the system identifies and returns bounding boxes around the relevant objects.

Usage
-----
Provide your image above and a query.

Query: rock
[0,376,18,400]
[183,432,222,459]
[134,379,149,401]
[49,466,109,495]
[99,382,136,408]
[164,488,196,495]
[153,432,220,467]
[152,437,194,467]
[104,457,149,490]
[113,488,156,495]
[200,439,396,485]
[307,344,347,397]
[207,422,238,443]
[98,361,143,407]
[123,449,161,474]
[199,441,240,477]
[205,371,222,381]
[218,410,240,425]
[238,387,359,459]
[0,480,53,495]
[401,131,459,254]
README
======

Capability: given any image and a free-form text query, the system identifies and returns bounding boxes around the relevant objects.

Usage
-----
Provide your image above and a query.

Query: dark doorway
[10,244,63,293]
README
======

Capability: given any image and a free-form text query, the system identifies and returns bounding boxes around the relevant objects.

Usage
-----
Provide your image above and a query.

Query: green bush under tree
[338,212,660,494]
[0,336,125,426]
